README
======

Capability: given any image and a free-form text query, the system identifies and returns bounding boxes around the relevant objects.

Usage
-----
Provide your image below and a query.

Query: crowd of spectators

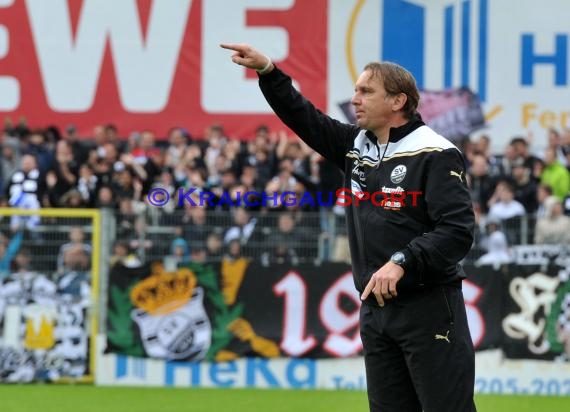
[464,129,570,265]
[2,115,570,272]
[0,117,344,272]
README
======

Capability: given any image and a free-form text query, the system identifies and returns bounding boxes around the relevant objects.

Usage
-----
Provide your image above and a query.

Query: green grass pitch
[0,385,569,411]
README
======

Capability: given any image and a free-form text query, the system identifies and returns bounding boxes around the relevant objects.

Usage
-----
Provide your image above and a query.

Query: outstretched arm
[220,42,357,170]
[220,43,274,75]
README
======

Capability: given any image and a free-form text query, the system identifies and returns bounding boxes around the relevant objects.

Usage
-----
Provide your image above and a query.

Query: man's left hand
[360,263,404,307]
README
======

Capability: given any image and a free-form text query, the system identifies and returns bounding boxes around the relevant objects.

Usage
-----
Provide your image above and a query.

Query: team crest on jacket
[390,165,407,184]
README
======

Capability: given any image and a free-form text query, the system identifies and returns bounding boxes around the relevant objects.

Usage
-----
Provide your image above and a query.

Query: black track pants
[359,285,477,412]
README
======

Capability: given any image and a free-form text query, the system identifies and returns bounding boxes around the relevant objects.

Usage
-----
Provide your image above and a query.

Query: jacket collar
[365,112,425,144]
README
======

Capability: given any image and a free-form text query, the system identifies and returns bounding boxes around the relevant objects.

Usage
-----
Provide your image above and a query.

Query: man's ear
[392,93,407,112]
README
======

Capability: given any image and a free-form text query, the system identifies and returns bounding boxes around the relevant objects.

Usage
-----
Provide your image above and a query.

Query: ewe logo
[390,165,407,184]
[347,0,489,101]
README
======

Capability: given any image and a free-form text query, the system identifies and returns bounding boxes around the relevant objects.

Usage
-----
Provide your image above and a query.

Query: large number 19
[273,271,362,357]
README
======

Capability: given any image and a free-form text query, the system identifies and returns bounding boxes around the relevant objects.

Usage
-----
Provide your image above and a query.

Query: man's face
[70,228,84,243]
[498,183,514,202]
[512,166,525,180]
[471,155,488,177]
[351,70,397,134]
[544,148,556,165]
[21,155,36,173]
[514,142,527,157]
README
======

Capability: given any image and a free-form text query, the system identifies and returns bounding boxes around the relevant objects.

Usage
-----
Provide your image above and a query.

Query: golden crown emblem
[130,262,197,316]
[24,316,55,350]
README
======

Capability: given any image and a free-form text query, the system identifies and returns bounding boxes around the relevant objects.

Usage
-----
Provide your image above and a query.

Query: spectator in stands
[59,188,87,208]
[233,164,262,210]
[0,138,21,194]
[10,247,35,274]
[180,166,207,195]
[473,135,503,177]
[534,195,570,245]
[510,136,541,172]
[221,138,242,176]
[62,124,91,165]
[127,216,161,261]
[25,130,53,176]
[77,164,98,207]
[168,237,191,265]
[495,142,518,178]
[42,169,59,207]
[472,134,491,158]
[204,124,227,176]
[57,226,92,274]
[511,157,538,213]
[130,130,156,166]
[313,153,344,245]
[50,140,79,201]
[535,184,554,219]
[468,152,497,214]
[532,157,545,183]
[110,240,130,268]
[262,213,305,264]
[476,217,513,268]
[6,154,44,231]
[541,146,570,200]
[60,242,91,273]
[0,230,24,278]
[546,128,567,166]
[94,184,117,209]
[206,232,224,262]
[142,147,164,194]
[189,244,207,263]
[487,179,525,221]
[92,124,107,147]
[252,124,271,149]
[181,203,211,251]
[164,127,190,169]
[210,168,239,211]
[105,123,127,153]
[110,161,136,200]
[225,238,243,261]
[149,167,178,217]
[92,142,121,187]
[5,116,30,138]
[119,152,149,184]
[223,207,257,248]
[181,143,206,172]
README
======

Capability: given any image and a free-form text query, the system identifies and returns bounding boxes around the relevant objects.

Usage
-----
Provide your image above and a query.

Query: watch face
[392,252,405,264]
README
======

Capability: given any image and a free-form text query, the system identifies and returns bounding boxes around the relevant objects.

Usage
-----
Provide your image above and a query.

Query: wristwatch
[390,251,407,269]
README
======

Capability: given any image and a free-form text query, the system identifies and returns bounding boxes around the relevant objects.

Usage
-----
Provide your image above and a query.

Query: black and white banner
[0,270,92,382]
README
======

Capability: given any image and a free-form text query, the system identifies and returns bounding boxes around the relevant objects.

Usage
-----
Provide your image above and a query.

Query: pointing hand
[220,43,273,74]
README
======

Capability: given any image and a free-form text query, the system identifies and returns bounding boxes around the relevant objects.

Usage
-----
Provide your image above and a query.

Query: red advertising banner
[0,0,327,139]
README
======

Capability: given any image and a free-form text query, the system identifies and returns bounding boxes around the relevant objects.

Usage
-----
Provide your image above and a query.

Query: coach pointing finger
[220,43,274,74]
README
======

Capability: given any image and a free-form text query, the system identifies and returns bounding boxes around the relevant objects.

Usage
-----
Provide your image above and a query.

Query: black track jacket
[259,67,475,301]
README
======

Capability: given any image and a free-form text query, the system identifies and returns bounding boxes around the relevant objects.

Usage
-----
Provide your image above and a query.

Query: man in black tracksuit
[221,43,477,412]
